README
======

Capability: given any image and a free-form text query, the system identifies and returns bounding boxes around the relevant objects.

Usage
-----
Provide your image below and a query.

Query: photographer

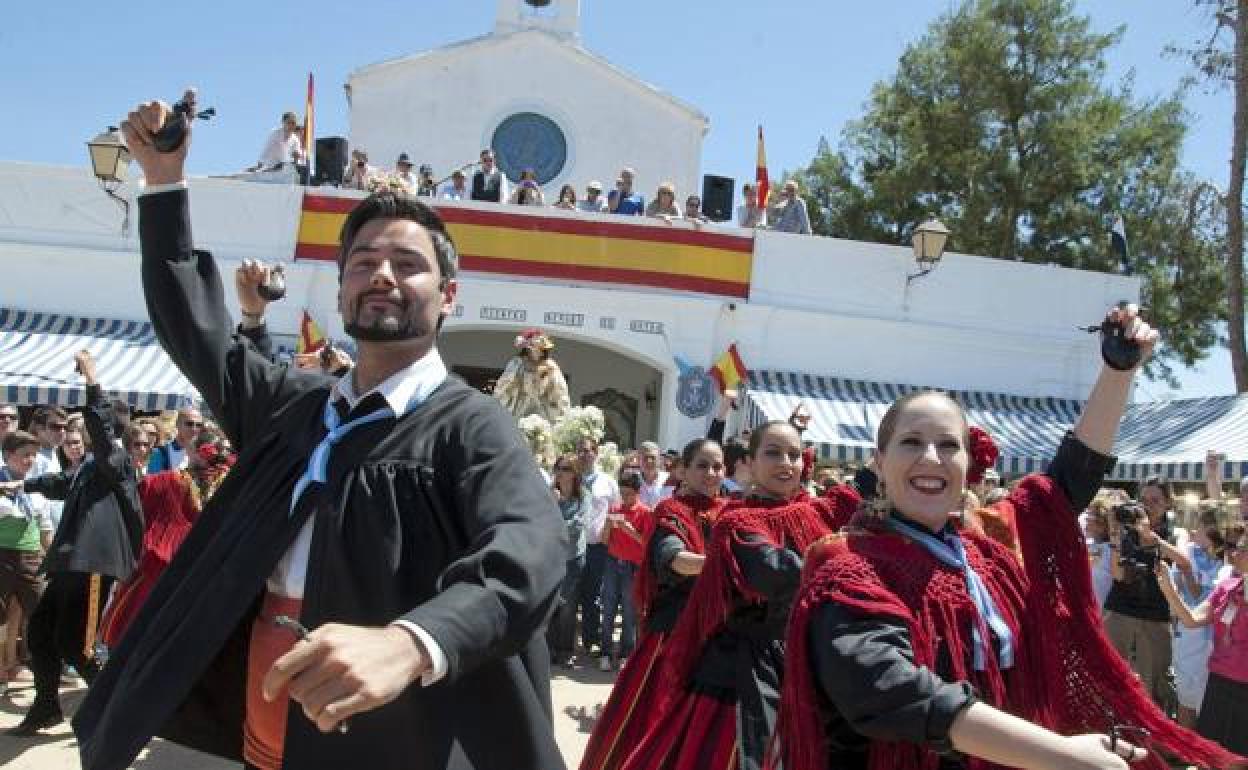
[1102,478,1192,708]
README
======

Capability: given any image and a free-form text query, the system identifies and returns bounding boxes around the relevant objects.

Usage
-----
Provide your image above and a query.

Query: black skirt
[1197,671,1248,755]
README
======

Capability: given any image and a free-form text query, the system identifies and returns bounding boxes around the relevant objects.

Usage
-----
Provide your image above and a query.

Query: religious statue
[493,328,571,424]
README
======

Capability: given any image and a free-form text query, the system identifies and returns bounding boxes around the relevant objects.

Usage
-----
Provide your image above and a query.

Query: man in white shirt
[439,169,469,200]
[30,407,66,476]
[248,111,305,172]
[577,181,608,213]
[574,436,620,660]
[637,441,669,508]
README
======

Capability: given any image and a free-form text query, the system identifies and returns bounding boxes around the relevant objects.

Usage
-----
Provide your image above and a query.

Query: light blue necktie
[888,515,1015,671]
[289,395,395,515]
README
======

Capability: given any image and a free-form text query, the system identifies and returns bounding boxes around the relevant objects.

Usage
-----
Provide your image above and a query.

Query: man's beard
[346,313,429,342]
[344,293,436,342]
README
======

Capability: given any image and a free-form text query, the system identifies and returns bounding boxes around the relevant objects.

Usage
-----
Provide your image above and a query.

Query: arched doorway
[441,328,662,448]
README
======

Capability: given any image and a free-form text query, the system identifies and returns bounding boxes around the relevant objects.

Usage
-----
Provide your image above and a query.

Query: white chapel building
[347,0,709,199]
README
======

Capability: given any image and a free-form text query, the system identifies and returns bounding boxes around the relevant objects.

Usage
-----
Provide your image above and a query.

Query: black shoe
[7,702,63,736]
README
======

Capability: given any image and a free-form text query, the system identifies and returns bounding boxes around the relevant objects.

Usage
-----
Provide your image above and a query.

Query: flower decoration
[196,441,237,470]
[597,442,622,477]
[513,328,555,353]
[552,405,605,455]
[966,426,999,484]
[517,414,555,469]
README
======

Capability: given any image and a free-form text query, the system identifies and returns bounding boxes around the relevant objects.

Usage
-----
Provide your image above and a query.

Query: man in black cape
[72,98,567,770]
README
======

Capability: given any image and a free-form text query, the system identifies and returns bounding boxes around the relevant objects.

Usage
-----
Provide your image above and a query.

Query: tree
[793,0,1228,382]
[1171,0,1247,390]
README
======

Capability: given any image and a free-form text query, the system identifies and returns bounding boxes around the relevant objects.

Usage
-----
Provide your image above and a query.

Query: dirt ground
[0,660,616,769]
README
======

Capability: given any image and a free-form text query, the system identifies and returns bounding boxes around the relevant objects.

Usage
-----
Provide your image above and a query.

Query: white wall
[745,229,1140,400]
[347,30,707,203]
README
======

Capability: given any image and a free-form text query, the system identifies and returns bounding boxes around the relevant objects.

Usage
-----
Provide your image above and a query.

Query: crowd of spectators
[233,112,819,233]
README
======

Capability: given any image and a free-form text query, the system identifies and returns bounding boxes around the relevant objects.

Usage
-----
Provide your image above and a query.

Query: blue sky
[1,1,1235,397]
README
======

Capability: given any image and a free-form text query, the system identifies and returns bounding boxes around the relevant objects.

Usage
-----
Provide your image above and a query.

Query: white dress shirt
[267,349,449,683]
[582,471,621,545]
[257,127,304,169]
[639,471,669,509]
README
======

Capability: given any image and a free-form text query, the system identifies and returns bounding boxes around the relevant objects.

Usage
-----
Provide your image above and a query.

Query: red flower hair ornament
[966,426,999,485]
[196,441,237,470]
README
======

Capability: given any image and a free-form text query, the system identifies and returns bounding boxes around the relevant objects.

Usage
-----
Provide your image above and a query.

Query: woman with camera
[1103,479,1192,709]
[771,305,1240,770]
[1158,531,1248,755]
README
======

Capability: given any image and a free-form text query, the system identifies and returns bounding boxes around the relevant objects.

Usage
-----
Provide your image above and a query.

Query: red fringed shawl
[773,475,1243,770]
[633,493,726,621]
[663,491,836,691]
[821,483,862,528]
[100,470,201,647]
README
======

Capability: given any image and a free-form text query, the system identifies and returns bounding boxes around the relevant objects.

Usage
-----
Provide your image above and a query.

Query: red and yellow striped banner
[295,191,754,299]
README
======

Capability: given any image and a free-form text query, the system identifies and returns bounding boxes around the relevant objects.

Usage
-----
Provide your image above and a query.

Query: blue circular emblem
[491,112,568,186]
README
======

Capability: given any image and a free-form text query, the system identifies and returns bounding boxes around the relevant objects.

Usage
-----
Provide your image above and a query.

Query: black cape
[73,190,568,770]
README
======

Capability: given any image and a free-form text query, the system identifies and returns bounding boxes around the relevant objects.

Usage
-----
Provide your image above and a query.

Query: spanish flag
[709,344,748,393]
[297,309,327,354]
[303,72,315,177]
[756,126,770,209]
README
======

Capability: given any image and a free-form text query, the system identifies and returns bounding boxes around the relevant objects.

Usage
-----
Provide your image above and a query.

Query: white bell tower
[495,0,581,42]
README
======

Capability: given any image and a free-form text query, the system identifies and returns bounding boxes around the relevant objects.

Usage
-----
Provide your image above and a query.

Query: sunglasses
[47,423,68,431]
[181,421,205,429]
[555,466,575,473]
[0,414,17,421]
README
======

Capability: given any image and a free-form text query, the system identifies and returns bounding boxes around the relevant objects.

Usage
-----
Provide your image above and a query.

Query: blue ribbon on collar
[289,397,395,515]
[887,515,1015,671]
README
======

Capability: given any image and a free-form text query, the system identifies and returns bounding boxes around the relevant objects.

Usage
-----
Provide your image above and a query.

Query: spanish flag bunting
[297,309,327,354]
[756,125,770,209]
[709,344,748,393]
[294,191,755,300]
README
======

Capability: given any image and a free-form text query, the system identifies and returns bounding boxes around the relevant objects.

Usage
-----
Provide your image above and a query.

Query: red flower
[966,426,999,484]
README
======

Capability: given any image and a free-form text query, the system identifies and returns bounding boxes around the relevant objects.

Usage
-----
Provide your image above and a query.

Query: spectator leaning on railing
[393,153,417,191]
[737,182,767,228]
[248,111,305,173]
[769,180,812,234]
[342,149,376,192]
[579,180,608,213]
[439,169,469,200]
[608,167,644,215]
[552,184,577,210]
[471,148,510,203]
[645,182,681,221]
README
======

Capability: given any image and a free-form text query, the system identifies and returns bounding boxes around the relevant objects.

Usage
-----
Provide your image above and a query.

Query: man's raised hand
[120,98,190,186]
[74,349,98,386]
[235,259,273,319]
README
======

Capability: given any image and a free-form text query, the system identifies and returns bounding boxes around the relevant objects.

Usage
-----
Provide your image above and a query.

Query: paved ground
[0,661,616,769]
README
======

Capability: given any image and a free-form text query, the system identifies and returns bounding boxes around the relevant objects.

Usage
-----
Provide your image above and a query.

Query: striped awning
[0,308,199,412]
[743,370,1248,483]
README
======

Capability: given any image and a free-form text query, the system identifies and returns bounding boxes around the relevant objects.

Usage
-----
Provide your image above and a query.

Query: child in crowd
[600,471,651,671]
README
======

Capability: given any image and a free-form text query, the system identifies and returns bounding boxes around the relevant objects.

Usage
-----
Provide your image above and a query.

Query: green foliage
[792,0,1228,381]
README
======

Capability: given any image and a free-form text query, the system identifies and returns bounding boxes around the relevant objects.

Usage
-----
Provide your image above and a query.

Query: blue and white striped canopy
[0,308,199,412]
[744,370,1248,483]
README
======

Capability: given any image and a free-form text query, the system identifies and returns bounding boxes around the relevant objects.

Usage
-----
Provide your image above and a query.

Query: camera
[1113,502,1159,583]
[153,89,216,154]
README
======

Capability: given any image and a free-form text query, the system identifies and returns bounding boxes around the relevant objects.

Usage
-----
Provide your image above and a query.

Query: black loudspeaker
[313,137,348,186]
[701,174,734,222]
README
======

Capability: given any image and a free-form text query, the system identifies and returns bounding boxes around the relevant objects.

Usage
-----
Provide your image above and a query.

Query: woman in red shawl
[99,428,234,647]
[621,421,856,770]
[774,305,1242,770]
[579,438,727,770]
